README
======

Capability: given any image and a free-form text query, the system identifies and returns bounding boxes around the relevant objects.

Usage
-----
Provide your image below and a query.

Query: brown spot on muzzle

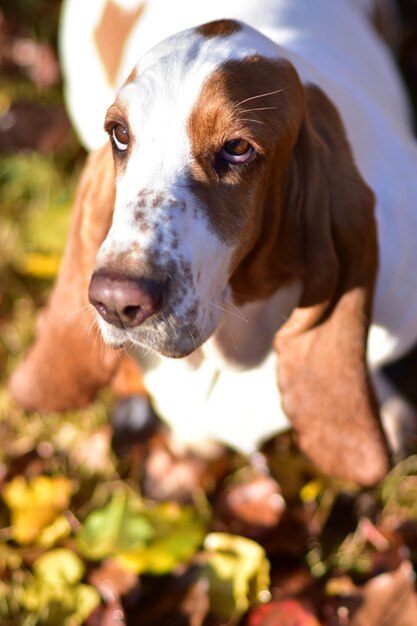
[196,19,241,39]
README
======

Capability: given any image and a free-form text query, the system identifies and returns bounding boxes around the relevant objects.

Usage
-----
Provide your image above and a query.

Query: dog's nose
[89,272,164,328]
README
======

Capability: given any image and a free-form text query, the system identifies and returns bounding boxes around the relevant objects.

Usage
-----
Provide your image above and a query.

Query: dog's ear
[275,85,390,486]
[8,144,130,411]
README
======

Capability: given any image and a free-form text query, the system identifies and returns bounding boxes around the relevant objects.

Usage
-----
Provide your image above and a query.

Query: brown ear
[275,85,390,486]
[9,144,130,410]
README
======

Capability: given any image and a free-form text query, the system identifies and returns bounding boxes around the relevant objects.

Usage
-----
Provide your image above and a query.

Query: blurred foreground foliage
[2,1,417,625]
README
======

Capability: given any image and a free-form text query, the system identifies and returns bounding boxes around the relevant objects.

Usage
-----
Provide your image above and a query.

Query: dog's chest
[133,281,302,455]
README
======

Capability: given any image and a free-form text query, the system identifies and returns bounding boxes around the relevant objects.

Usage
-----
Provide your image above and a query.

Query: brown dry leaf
[88,558,139,605]
[215,468,286,539]
[246,598,322,626]
[220,472,285,527]
[325,561,417,626]
[348,561,417,626]
[86,601,126,626]
[143,438,227,502]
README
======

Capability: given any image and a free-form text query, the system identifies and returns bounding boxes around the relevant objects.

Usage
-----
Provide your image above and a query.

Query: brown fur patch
[196,19,241,39]
[187,56,304,298]
[94,0,145,86]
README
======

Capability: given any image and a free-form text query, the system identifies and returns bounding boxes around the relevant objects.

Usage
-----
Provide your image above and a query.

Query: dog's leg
[8,144,143,411]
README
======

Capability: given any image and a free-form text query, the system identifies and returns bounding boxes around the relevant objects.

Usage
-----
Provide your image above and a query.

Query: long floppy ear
[8,144,139,410]
[275,85,390,486]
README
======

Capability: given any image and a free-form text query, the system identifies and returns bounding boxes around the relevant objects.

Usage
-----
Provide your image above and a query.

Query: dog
[10,0,417,486]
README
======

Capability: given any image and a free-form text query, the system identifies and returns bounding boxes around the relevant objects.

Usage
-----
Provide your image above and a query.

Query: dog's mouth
[89,271,225,358]
[96,306,216,358]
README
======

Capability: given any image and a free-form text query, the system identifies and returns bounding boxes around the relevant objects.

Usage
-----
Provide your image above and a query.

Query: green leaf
[116,502,207,575]
[77,490,154,560]
[78,492,207,575]
[203,533,270,622]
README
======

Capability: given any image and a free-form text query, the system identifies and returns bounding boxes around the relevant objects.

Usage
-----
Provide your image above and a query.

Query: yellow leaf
[204,532,270,622]
[33,549,85,585]
[300,479,324,503]
[18,251,62,278]
[3,475,73,545]
[37,515,72,548]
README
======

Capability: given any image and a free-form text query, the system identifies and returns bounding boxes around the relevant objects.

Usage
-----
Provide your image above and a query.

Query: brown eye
[220,139,253,163]
[112,124,129,151]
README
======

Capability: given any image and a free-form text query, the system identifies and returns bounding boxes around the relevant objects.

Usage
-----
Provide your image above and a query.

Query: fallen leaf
[349,561,417,626]
[89,558,139,604]
[116,501,207,575]
[77,490,153,561]
[20,555,100,626]
[216,469,285,531]
[86,601,127,626]
[325,561,417,626]
[33,549,85,585]
[142,435,229,502]
[203,532,270,622]
[2,475,72,545]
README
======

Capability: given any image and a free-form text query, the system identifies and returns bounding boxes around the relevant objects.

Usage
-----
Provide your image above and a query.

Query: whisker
[234,86,288,108]
[78,273,95,287]
[76,305,95,333]
[85,315,98,350]
[224,323,238,352]
[210,302,248,322]
[240,106,279,114]
[240,118,266,125]
[189,331,197,352]
[230,290,259,302]
[67,304,91,320]
[120,344,131,361]
[78,308,95,332]
[223,297,247,319]
[99,334,106,361]
[90,321,100,355]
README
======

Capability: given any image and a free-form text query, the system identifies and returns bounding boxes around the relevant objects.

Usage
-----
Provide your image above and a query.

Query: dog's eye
[112,124,129,152]
[219,139,253,164]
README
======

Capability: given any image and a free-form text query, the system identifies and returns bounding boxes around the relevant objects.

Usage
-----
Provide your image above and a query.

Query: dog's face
[89,20,303,357]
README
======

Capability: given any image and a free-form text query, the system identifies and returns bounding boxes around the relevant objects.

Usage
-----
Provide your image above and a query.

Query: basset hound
[10,0,417,486]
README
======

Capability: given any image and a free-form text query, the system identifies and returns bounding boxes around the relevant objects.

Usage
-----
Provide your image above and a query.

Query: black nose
[89,271,164,328]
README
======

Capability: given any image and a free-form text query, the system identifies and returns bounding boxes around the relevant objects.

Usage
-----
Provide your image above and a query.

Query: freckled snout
[89,271,165,328]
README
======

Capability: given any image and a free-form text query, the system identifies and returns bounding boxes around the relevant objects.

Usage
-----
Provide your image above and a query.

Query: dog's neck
[203,278,303,369]
[135,278,302,373]
[134,279,302,455]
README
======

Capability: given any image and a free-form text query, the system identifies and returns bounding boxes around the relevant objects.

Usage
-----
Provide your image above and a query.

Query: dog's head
[88,20,307,357]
